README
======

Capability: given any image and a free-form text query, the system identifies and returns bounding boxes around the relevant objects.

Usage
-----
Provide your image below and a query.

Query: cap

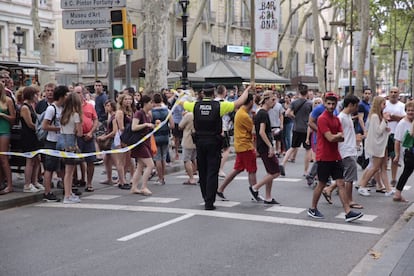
[324,92,338,100]
[203,82,216,93]
[259,90,273,105]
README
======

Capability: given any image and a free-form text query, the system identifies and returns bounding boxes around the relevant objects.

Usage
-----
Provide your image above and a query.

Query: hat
[324,92,338,100]
[259,90,273,105]
[202,82,216,93]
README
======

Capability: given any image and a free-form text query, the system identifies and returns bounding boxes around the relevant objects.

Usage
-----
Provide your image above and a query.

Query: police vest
[193,99,222,138]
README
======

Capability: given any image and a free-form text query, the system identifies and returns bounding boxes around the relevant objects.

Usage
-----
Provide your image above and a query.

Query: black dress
[21,103,42,152]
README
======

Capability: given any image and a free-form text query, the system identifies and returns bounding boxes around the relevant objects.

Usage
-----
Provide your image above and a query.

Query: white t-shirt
[384,100,406,133]
[61,113,80,135]
[44,103,62,142]
[394,118,413,162]
[338,111,357,158]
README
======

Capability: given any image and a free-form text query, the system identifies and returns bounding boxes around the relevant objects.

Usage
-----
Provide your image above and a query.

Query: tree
[355,0,370,96]
[30,0,54,86]
[144,0,175,94]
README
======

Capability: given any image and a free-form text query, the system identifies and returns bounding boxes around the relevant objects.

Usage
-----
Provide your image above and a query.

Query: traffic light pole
[125,49,132,88]
[108,48,114,100]
[179,0,189,90]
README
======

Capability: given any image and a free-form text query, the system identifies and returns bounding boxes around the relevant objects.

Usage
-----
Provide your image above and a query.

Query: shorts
[317,160,344,183]
[292,131,311,150]
[387,133,395,158]
[222,131,231,149]
[342,156,358,183]
[43,140,62,172]
[153,143,169,161]
[234,150,257,173]
[259,152,280,175]
[172,123,183,139]
[272,127,282,141]
[57,134,83,165]
[182,147,196,162]
[77,137,97,163]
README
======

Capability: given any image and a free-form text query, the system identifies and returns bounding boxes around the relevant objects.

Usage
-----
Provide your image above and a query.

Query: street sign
[62,9,111,29]
[61,0,126,10]
[75,29,112,50]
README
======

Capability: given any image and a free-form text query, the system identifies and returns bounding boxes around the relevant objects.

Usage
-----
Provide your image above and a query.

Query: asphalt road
[0,150,412,276]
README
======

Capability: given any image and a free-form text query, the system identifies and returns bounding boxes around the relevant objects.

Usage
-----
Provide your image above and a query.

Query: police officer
[183,83,249,210]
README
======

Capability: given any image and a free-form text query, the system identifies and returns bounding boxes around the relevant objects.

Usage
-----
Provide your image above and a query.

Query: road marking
[199,201,240,207]
[336,212,377,222]
[175,175,302,182]
[82,194,120,200]
[403,186,411,191]
[139,197,179,203]
[117,214,195,241]
[37,203,385,235]
[265,206,306,214]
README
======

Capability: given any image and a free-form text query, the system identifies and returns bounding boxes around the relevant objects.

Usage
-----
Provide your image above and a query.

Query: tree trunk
[311,0,325,92]
[355,0,370,97]
[31,0,54,86]
[144,0,174,94]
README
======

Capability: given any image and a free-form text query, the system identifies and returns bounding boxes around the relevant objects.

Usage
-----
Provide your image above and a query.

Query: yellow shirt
[234,106,254,153]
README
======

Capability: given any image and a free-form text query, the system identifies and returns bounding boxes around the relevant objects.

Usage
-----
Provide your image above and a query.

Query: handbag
[150,135,157,156]
[120,123,145,146]
[97,136,113,151]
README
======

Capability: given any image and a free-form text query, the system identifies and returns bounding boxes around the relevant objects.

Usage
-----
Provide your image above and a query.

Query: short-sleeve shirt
[61,113,80,135]
[290,98,312,133]
[254,109,273,154]
[268,102,284,128]
[179,112,195,149]
[44,104,62,143]
[384,100,406,134]
[94,93,108,122]
[316,110,342,161]
[234,106,254,153]
[82,102,98,134]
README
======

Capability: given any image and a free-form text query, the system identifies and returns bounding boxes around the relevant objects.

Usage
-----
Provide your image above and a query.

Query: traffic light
[110,8,127,49]
[131,24,137,50]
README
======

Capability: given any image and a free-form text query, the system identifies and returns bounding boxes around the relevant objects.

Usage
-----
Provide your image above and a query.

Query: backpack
[36,104,56,142]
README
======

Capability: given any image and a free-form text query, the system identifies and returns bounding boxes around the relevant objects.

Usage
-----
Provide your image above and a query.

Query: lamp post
[179,0,189,90]
[328,70,333,91]
[321,31,332,92]
[13,26,24,62]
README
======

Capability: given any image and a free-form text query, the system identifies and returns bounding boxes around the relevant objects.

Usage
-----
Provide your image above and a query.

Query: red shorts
[234,150,257,173]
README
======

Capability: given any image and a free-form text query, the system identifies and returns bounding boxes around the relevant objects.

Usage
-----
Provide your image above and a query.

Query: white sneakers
[63,194,81,204]
[33,183,45,191]
[23,184,40,193]
[358,187,371,196]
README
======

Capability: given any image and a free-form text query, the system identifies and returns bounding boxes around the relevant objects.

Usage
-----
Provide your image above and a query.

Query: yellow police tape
[0,91,190,159]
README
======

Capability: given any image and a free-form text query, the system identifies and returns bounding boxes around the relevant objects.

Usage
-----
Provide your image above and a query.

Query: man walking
[183,83,249,210]
[307,93,363,222]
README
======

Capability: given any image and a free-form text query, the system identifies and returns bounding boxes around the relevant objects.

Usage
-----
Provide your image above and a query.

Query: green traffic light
[113,38,124,49]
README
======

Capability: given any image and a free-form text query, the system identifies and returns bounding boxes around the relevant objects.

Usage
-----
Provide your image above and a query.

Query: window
[290,12,298,35]
[202,41,212,67]
[88,48,103,62]
[305,16,314,40]
[0,27,2,54]
[241,0,250,27]
[290,51,298,78]
[175,36,182,59]
[39,0,47,7]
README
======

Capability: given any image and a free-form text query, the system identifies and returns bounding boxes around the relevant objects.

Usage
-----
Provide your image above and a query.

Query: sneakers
[385,189,395,197]
[279,165,285,176]
[307,208,324,219]
[249,186,259,201]
[43,192,60,202]
[63,194,81,204]
[216,191,229,201]
[345,210,363,222]
[33,183,45,191]
[358,187,371,196]
[219,171,226,178]
[23,184,40,193]
[264,198,280,204]
[305,175,314,186]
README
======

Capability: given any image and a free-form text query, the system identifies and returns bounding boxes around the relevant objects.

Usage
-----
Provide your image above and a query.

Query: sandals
[393,197,409,203]
[350,203,364,209]
[183,181,197,185]
[118,184,131,190]
[322,190,333,204]
[0,187,13,195]
[85,187,94,192]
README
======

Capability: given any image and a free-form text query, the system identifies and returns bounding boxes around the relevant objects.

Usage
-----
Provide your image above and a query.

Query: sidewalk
[350,202,414,276]
[0,160,185,211]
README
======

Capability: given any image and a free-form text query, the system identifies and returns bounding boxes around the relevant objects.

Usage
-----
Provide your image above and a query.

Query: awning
[301,82,320,90]
[167,71,205,82]
[0,61,60,71]
[195,59,290,84]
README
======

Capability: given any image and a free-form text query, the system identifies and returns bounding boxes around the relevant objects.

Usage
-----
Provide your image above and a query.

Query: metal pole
[94,48,98,81]
[17,46,21,62]
[125,49,132,88]
[349,0,354,94]
[181,1,189,90]
[324,50,328,92]
[250,0,255,87]
[108,48,114,100]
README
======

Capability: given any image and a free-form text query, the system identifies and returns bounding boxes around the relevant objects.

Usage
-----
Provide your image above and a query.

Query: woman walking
[130,95,155,196]
[358,96,393,196]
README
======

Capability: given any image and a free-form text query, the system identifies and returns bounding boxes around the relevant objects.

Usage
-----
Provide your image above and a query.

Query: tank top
[0,104,10,134]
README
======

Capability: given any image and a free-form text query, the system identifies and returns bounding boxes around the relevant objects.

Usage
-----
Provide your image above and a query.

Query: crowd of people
[0,70,413,220]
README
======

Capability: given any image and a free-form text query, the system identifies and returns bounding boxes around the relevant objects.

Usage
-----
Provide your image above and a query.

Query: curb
[349,203,414,275]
